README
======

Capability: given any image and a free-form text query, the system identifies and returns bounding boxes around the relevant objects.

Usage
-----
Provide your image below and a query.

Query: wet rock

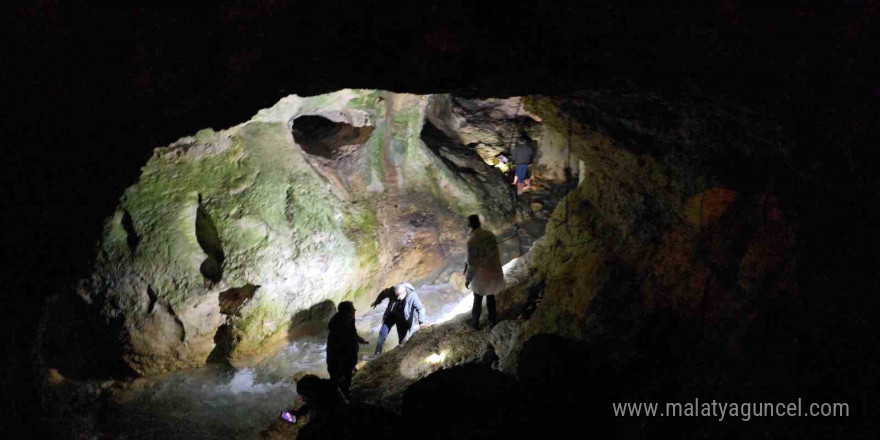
[41,90,517,377]
[350,319,493,412]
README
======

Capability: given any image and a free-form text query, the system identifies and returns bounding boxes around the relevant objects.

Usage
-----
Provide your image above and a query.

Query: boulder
[350,319,494,412]
[488,320,523,376]
[41,90,517,377]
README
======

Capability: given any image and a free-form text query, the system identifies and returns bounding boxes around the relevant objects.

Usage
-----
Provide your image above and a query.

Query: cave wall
[521,93,799,346]
[348,89,874,438]
[38,90,522,376]
[350,90,803,408]
[488,93,878,436]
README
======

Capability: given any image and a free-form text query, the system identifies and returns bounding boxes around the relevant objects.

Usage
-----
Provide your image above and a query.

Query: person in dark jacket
[371,283,426,356]
[291,374,349,420]
[326,301,368,397]
[291,374,404,440]
[510,134,534,195]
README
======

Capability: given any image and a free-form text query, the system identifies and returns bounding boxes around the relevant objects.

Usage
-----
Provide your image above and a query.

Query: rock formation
[38,90,579,377]
[349,91,802,421]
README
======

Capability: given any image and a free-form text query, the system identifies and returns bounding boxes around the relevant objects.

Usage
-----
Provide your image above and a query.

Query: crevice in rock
[206,324,234,366]
[284,187,296,228]
[291,115,374,160]
[208,283,260,365]
[420,120,481,176]
[196,193,225,284]
[121,209,140,255]
[161,301,186,342]
[218,283,259,316]
[145,285,185,342]
[146,285,158,314]
[520,279,546,320]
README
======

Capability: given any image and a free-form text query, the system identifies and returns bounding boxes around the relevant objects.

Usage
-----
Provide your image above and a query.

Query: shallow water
[97,283,471,440]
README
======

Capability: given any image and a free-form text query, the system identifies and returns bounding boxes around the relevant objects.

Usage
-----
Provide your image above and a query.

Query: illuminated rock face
[49,90,522,376]
[351,319,495,411]
[350,93,801,417]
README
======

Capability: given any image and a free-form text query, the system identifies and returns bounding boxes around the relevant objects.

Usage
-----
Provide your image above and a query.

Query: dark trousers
[375,319,409,355]
[471,293,496,327]
[327,358,354,398]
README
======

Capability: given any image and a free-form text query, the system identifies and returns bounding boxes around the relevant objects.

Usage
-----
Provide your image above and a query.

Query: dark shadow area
[420,119,484,176]
[196,194,225,284]
[284,186,296,228]
[146,285,158,313]
[291,115,374,159]
[36,293,136,381]
[296,402,404,440]
[5,2,877,438]
[206,324,234,366]
[514,305,879,439]
[403,364,521,440]
[120,210,140,255]
[287,299,337,341]
[218,283,259,315]
[207,284,260,365]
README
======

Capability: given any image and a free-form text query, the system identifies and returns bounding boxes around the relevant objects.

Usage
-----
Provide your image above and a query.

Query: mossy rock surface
[72,90,516,375]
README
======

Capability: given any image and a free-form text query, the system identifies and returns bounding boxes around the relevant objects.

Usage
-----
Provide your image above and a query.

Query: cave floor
[88,283,472,440]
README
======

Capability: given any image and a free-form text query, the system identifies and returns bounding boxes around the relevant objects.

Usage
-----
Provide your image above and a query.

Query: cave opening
[35,91,591,440]
[291,114,374,160]
[30,85,879,440]
[9,2,877,439]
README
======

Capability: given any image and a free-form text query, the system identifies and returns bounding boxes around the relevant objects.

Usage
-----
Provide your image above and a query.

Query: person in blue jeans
[510,134,534,195]
[371,283,426,355]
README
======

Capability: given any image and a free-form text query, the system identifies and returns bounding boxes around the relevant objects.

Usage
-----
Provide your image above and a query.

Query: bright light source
[432,294,473,324]
[425,351,447,364]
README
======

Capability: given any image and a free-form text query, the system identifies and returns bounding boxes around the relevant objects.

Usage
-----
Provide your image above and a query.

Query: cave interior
[5,2,879,439]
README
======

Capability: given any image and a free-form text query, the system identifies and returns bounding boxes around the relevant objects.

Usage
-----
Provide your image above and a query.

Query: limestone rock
[43,90,517,377]
[350,319,493,412]
[488,319,523,376]
[427,94,575,185]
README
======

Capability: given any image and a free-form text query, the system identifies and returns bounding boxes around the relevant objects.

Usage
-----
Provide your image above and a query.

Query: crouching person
[372,283,426,356]
[289,374,404,440]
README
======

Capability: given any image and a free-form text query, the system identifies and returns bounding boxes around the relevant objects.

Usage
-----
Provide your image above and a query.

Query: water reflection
[98,283,469,440]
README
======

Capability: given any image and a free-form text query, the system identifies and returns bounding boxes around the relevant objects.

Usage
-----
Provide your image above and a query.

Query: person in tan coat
[464,214,505,329]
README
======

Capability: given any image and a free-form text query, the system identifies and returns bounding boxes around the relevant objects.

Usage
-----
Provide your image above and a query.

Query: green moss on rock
[79,89,521,375]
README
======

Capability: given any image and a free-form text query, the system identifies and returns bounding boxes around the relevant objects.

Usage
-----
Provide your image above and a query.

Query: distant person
[371,283,426,355]
[510,133,534,195]
[326,301,368,397]
[464,214,505,329]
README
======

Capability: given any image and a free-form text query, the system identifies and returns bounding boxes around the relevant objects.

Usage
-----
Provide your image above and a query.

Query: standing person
[326,301,368,398]
[510,133,534,195]
[464,214,505,329]
[371,283,426,356]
